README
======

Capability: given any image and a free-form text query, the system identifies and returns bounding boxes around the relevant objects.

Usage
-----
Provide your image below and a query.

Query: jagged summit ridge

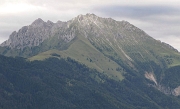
[1,18,75,49]
[31,18,45,25]
[1,14,134,49]
[1,13,177,52]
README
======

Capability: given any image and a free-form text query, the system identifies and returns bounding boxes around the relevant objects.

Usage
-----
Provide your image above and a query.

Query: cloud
[0,2,45,15]
[94,5,180,19]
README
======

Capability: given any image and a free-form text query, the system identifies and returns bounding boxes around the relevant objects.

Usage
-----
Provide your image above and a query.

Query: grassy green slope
[86,21,180,72]
[29,35,125,81]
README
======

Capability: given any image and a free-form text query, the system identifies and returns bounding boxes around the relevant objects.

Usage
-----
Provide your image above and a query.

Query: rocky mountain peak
[72,13,100,23]
[0,14,148,50]
[0,13,177,53]
[0,17,76,49]
[31,18,45,26]
[84,13,98,18]
[77,13,98,19]
[0,18,56,49]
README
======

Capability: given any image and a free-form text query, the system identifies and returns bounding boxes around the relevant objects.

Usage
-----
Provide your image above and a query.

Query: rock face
[145,72,157,85]
[145,72,180,96]
[1,18,75,49]
[1,13,178,52]
[174,86,180,96]
[0,14,152,50]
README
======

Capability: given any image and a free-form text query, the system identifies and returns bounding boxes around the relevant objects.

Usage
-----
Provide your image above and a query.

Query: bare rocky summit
[1,13,147,50]
[1,13,178,53]
[1,18,75,49]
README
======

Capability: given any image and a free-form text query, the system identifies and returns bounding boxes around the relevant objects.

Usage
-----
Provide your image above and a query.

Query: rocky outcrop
[151,84,180,96]
[145,72,180,96]
[173,86,180,96]
[1,18,75,49]
[1,13,176,53]
[145,72,157,85]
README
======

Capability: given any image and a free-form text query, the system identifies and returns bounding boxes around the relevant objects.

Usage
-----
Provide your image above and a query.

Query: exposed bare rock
[155,84,174,95]
[145,72,180,96]
[0,13,178,67]
[145,72,157,85]
[173,86,180,96]
[1,18,75,49]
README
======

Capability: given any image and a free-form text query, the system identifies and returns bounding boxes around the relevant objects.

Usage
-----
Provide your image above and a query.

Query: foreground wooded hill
[1,55,180,109]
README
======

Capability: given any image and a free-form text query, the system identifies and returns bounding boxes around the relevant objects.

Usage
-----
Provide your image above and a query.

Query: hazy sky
[0,0,180,51]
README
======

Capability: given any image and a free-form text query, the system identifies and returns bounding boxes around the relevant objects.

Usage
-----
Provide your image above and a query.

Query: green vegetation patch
[29,35,125,81]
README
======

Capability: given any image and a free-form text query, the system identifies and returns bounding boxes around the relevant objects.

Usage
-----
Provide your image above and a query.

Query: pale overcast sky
[0,0,180,51]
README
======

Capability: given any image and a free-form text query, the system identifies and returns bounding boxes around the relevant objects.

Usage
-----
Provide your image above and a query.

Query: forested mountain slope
[1,55,180,109]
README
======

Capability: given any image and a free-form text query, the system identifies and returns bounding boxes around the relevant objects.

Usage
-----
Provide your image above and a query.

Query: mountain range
[1,13,180,109]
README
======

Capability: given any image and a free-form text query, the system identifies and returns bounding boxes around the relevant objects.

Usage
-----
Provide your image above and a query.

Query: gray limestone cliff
[1,18,75,49]
[1,13,178,53]
[0,14,148,50]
